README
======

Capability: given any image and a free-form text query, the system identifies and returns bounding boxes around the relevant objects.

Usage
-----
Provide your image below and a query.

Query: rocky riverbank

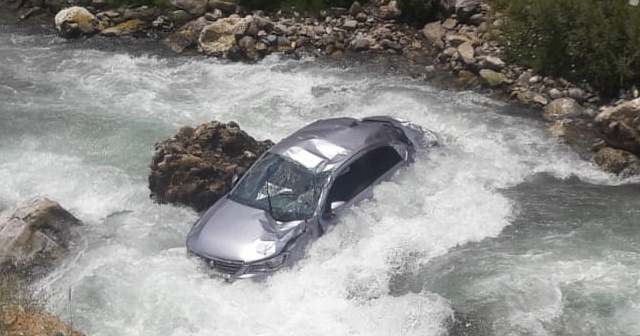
[22,0,640,176]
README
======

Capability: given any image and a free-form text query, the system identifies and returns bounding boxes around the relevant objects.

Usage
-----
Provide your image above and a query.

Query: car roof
[268,117,406,172]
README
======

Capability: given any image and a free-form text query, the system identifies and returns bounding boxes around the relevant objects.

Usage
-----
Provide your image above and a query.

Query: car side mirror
[330,201,345,211]
[231,174,239,186]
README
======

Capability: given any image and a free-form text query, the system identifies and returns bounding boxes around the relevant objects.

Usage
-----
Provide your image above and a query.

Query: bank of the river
[7,0,640,176]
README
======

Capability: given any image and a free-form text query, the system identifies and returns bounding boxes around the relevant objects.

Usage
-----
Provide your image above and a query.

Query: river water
[1,18,639,336]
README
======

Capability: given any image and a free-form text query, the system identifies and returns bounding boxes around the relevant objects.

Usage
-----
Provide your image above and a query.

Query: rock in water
[595,98,640,155]
[149,120,273,212]
[54,6,98,38]
[0,198,81,274]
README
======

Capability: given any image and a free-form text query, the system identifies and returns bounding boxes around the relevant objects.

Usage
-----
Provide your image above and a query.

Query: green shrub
[397,0,436,26]
[240,0,356,15]
[492,0,640,97]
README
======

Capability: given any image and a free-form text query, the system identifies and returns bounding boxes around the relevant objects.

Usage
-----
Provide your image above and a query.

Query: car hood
[186,197,305,262]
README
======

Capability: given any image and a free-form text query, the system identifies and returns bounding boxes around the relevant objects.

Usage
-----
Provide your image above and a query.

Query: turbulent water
[1,19,639,336]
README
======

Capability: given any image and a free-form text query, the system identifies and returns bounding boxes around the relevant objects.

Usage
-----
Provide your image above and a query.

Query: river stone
[349,34,371,51]
[208,0,238,14]
[543,97,583,121]
[595,98,640,154]
[99,19,146,37]
[237,35,260,62]
[149,121,273,212]
[421,21,445,49]
[349,1,363,16]
[198,17,244,57]
[457,41,474,64]
[54,6,98,38]
[0,198,81,274]
[455,0,481,22]
[593,147,640,176]
[479,69,506,87]
[378,0,401,19]
[171,0,206,16]
[122,6,159,21]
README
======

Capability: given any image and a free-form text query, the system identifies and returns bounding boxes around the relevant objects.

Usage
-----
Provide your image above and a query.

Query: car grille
[209,258,243,274]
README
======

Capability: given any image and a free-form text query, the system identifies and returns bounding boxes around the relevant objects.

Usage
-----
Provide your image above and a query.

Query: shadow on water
[388,173,640,335]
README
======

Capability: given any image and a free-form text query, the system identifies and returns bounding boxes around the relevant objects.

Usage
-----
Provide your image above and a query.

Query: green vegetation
[491,0,640,97]
[397,0,436,25]
[103,0,170,9]
[239,0,356,15]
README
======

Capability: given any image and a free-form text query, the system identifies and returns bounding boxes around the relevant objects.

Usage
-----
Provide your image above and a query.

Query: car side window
[325,146,402,212]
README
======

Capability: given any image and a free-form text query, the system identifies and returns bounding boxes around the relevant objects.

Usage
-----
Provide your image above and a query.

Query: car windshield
[229,154,329,221]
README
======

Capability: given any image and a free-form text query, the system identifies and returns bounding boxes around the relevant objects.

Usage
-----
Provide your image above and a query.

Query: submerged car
[186,116,437,279]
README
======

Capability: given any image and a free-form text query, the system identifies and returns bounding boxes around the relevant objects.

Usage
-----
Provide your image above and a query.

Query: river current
[1,19,639,336]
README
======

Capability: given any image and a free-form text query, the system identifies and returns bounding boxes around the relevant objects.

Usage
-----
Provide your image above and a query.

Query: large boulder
[149,120,273,212]
[543,97,583,121]
[593,147,640,177]
[198,17,247,57]
[0,198,81,274]
[171,0,207,16]
[54,6,98,38]
[595,98,640,155]
[168,16,214,53]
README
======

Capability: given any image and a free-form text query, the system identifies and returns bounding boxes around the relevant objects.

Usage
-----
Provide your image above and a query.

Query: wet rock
[198,17,243,56]
[593,147,640,176]
[54,6,98,38]
[149,120,273,212]
[237,35,259,61]
[595,98,640,155]
[543,97,583,121]
[100,19,147,37]
[479,69,506,87]
[168,27,199,52]
[0,198,81,274]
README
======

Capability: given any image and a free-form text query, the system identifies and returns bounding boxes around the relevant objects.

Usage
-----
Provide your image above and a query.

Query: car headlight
[247,253,287,273]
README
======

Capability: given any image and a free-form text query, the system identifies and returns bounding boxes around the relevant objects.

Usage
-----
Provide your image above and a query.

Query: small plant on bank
[491,0,640,97]
[240,0,357,15]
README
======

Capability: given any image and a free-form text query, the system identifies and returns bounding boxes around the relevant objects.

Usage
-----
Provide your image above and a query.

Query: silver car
[186,116,437,280]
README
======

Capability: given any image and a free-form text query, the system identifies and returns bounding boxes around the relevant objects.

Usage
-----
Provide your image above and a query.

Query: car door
[318,145,405,232]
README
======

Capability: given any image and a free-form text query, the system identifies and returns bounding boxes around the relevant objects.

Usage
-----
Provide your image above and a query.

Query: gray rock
[207,0,238,14]
[455,0,481,22]
[349,34,371,51]
[198,17,242,57]
[171,0,207,16]
[378,0,401,19]
[595,98,640,154]
[54,6,98,38]
[349,1,363,16]
[483,56,505,70]
[238,35,259,61]
[122,6,159,21]
[421,21,445,49]
[343,19,358,30]
[593,147,640,176]
[543,97,583,121]
[457,41,474,64]
[0,198,81,274]
[549,88,563,100]
[479,69,507,87]
[567,87,587,102]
